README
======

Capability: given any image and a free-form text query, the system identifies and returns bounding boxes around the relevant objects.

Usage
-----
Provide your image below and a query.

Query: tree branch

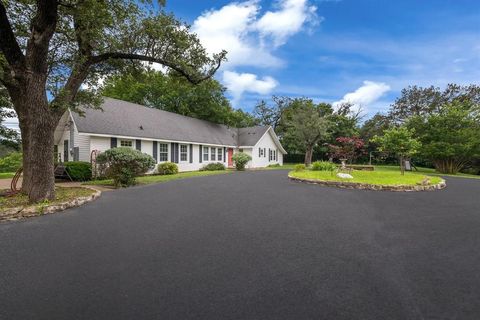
[25,0,58,73]
[89,52,226,85]
[0,2,26,70]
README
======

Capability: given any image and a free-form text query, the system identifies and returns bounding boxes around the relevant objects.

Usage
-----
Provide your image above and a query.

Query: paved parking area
[1,170,479,319]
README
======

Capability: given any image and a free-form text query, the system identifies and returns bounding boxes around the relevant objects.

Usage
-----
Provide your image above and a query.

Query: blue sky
[166,0,480,116]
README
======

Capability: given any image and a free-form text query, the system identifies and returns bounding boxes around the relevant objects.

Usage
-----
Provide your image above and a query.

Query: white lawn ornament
[337,173,353,179]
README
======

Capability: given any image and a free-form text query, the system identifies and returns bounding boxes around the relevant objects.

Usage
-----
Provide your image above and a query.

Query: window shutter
[224,147,226,162]
[199,145,203,163]
[189,144,193,163]
[136,139,141,151]
[171,143,175,162]
[153,141,158,162]
[175,143,179,163]
[110,137,117,149]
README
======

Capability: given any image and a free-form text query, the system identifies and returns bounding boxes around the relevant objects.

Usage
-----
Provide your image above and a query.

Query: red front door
[228,148,234,167]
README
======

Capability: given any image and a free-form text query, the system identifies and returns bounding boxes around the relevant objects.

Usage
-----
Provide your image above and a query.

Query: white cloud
[192,0,318,68]
[256,0,318,47]
[223,71,278,103]
[334,81,391,112]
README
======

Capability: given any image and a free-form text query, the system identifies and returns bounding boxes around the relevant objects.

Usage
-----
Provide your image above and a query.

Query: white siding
[90,136,111,153]
[142,140,153,158]
[251,129,283,168]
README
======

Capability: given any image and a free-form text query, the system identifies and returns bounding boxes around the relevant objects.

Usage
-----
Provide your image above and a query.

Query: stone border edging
[0,186,101,222]
[288,174,446,192]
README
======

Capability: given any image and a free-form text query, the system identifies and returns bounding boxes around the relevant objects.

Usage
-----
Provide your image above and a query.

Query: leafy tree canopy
[0,0,226,201]
[372,126,421,174]
[389,84,480,123]
[282,98,331,165]
[407,101,480,174]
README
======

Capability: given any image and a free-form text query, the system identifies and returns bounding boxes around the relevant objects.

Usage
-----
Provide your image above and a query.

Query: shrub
[0,152,22,172]
[294,164,306,172]
[96,147,155,187]
[65,161,92,181]
[200,162,225,171]
[231,152,251,171]
[157,162,179,175]
[311,161,337,172]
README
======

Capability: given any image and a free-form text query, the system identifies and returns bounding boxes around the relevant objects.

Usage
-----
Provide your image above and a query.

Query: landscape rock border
[288,174,446,192]
[0,187,101,222]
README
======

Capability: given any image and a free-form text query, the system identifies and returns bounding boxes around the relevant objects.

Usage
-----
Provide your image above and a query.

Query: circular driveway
[1,170,480,319]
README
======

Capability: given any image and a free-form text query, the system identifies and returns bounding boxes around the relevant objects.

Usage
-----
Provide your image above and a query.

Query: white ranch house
[54,98,286,171]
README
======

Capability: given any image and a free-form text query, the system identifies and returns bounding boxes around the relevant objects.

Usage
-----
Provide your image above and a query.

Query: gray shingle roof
[72,97,269,147]
[237,126,269,146]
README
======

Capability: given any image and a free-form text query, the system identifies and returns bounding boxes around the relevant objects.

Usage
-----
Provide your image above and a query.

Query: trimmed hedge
[65,161,92,181]
[200,162,225,171]
[157,162,178,175]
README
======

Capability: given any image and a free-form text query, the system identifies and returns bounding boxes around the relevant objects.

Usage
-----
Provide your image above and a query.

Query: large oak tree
[0,0,226,202]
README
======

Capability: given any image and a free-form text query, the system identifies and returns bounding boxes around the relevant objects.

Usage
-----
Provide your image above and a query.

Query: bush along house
[54,98,286,171]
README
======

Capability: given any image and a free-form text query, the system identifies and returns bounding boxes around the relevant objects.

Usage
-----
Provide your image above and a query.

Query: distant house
[54,98,286,171]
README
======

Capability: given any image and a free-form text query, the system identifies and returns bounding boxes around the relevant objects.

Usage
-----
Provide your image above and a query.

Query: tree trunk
[304,147,313,166]
[14,84,60,202]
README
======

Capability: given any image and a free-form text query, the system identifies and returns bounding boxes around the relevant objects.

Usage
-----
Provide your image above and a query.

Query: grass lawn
[376,165,480,180]
[290,166,443,186]
[0,187,95,211]
[0,172,15,179]
[85,170,231,187]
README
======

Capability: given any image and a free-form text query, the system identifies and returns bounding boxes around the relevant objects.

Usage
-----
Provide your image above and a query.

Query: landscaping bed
[289,168,445,191]
[0,187,100,222]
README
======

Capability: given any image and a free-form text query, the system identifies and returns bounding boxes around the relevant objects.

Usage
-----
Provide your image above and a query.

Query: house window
[180,144,188,161]
[269,149,272,161]
[203,146,209,161]
[120,140,133,147]
[211,147,216,161]
[159,143,168,162]
[217,148,222,161]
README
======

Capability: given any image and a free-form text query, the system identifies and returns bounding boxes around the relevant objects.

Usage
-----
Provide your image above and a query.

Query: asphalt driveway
[1,170,480,319]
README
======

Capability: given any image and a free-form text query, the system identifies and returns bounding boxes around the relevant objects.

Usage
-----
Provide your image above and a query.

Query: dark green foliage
[267,163,281,168]
[157,162,179,175]
[0,152,22,172]
[96,148,155,187]
[64,162,92,181]
[231,152,251,171]
[407,102,480,174]
[200,162,226,171]
[311,161,336,172]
